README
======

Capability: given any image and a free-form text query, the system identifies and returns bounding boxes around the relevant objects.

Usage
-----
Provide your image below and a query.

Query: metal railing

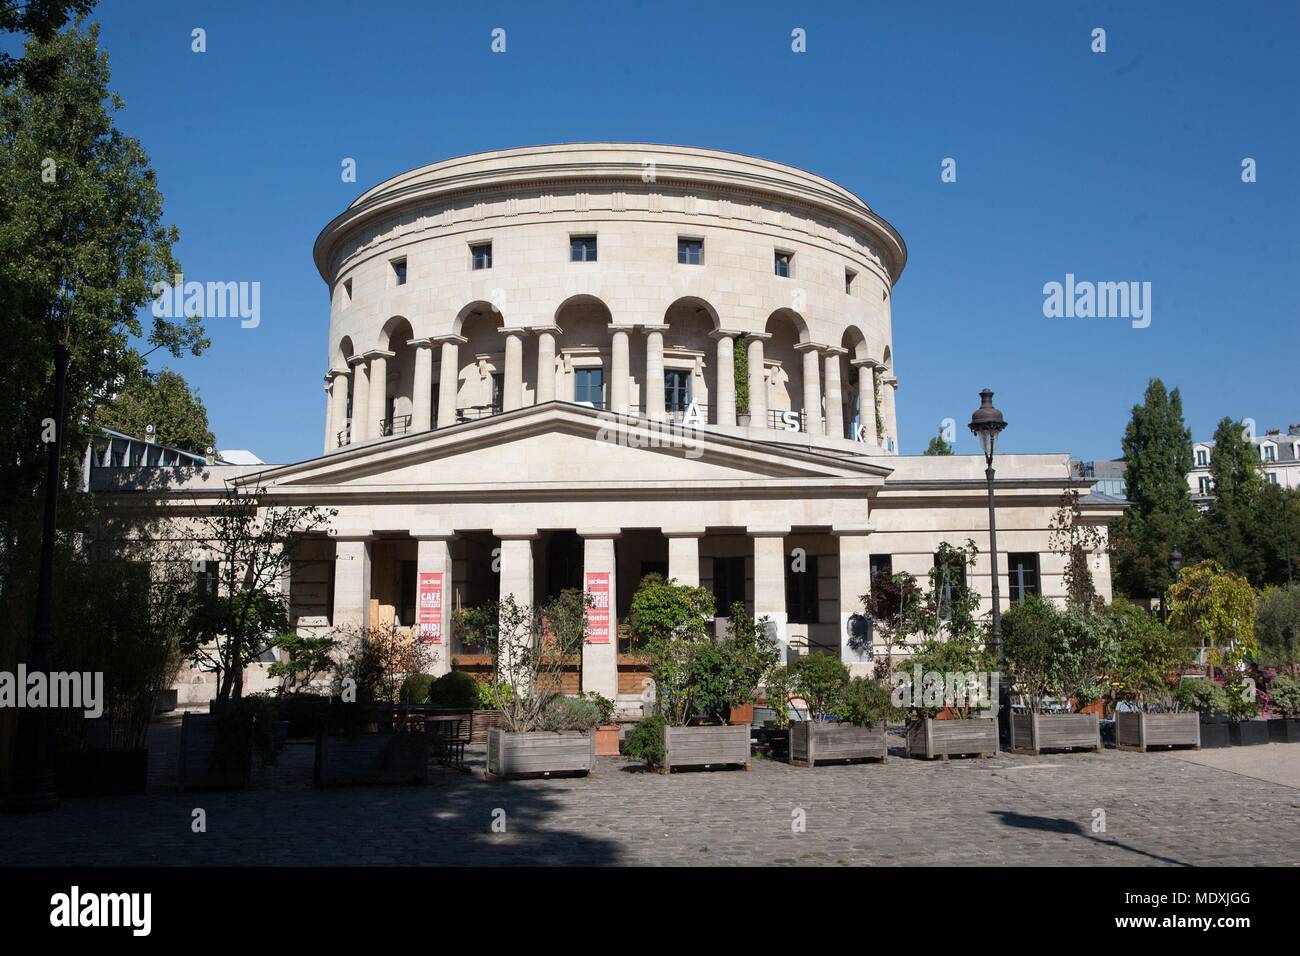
[378,414,412,437]
[767,408,806,433]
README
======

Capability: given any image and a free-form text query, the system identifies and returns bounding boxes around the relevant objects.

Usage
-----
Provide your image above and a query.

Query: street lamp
[1161,547,1183,624]
[968,389,1008,737]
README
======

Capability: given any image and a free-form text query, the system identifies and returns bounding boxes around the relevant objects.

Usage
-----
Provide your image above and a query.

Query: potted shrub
[1109,601,1201,752]
[313,622,436,786]
[1002,598,1111,754]
[898,542,998,759]
[586,692,621,756]
[1267,675,1300,742]
[783,656,890,767]
[484,590,599,779]
[1173,678,1233,749]
[1221,677,1268,746]
[473,680,511,743]
[628,577,775,772]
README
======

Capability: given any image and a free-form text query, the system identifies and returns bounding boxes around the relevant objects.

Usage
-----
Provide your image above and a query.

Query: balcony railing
[767,408,806,433]
[456,403,503,424]
[379,414,412,437]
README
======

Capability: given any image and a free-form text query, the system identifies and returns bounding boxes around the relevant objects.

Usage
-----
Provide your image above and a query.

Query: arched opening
[764,309,808,429]
[457,302,504,421]
[840,326,868,441]
[554,295,613,407]
[379,316,414,434]
[663,297,719,422]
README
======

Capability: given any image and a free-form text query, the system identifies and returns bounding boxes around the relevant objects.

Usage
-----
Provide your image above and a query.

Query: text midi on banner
[417,571,443,644]
[585,570,610,644]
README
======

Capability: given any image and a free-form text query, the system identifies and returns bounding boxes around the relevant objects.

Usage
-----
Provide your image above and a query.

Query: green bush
[478,681,513,709]
[427,670,481,709]
[839,676,897,725]
[1269,675,1300,716]
[399,672,436,704]
[789,653,849,720]
[1001,596,1064,710]
[1174,679,1232,716]
[542,695,601,732]
[623,714,666,766]
[584,692,616,725]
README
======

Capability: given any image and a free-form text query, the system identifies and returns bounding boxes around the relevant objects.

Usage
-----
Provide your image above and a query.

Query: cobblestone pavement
[2,719,1297,866]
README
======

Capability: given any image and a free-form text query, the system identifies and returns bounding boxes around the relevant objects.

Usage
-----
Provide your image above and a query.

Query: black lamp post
[1160,547,1183,623]
[968,389,1008,736]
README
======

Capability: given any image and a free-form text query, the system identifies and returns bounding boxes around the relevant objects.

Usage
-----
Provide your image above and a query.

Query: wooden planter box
[1010,713,1101,755]
[314,731,429,787]
[57,748,148,797]
[486,729,594,779]
[906,718,998,760]
[178,712,251,790]
[471,709,505,744]
[1269,717,1300,743]
[789,721,886,767]
[593,725,621,756]
[1115,711,1200,752]
[661,724,751,772]
[1229,720,1270,746]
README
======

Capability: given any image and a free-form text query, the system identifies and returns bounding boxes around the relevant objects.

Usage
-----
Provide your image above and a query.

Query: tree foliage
[1167,560,1258,678]
[1255,583,1300,675]
[1105,601,1197,710]
[95,368,215,453]
[922,429,954,456]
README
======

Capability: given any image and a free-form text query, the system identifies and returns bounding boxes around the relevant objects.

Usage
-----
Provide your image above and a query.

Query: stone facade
[92,144,1122,707]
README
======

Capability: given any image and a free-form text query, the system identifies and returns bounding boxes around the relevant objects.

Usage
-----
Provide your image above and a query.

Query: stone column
[494,530,537,690]
[746,332,769,426]
[332,535,372,628]
[409,338,434,432]
[414,532,454,676]
[710,330,739,427]
[884,376,899,453]
[500,328,526,411]
[750,528,790,663]
[666,530,703,588]
[434,334,466,428]
[835,529,874,676]
[609,325,632,414]
[325,368,348,451]
[579,529,619,700]
[642,324,668,419]
[853,359,879,447]
[348,356,370,442]
[534,325,560,404]
[795,342,825,437]
[823,346,846,440]
[364,349,393,436]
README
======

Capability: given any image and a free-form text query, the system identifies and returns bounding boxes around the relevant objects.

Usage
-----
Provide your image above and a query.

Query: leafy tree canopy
[95,368,215,454]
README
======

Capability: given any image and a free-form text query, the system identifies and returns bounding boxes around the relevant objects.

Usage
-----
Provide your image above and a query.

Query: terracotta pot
[1077,699,1105,718]
[729,703,755,725]
[594,724,621,756]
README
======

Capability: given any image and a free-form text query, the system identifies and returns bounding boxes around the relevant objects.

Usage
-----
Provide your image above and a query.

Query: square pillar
[494,531,537,689]
[665,530,703,588]
[836,529,874,676]
[415,533,454,675]
[750,528,790,662]
[579,530,619,700]
[332,536,372,628]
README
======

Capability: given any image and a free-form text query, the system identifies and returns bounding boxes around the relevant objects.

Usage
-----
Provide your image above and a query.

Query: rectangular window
[1267,472,1279,485]
[845,269,857,294]
[664,369,691,413]
[1263,445,1276,462]
[399,560,417,627]
[869,554,893,582]
[471,242,492,270]
[774,250,793,278]
[490,373,504,413]
[570,235,597,262]
[573,367,605,409]
[195,560,219,595]
[1007,553,1040,605]
[677,238,703,265]
[1199,476,1212,495]
[933,551,967,618]
[785,554,820,624]
[1196,449,1208,467]
[391,258,407,286]
[712,557,745,617]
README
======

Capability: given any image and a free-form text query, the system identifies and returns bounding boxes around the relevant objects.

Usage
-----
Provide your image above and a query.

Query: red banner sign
[585,571,610,644]
[417,571,443,645]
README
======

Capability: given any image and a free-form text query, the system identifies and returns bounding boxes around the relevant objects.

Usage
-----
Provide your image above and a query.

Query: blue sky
[67,1,1300,461]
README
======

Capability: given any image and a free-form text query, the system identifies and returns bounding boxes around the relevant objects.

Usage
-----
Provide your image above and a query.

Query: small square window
[677,238,703,265]
[774,250,793,278]
[845,269,856,294]
[471,242,492,270]
[391,258,407,286]
[571,235,597,262]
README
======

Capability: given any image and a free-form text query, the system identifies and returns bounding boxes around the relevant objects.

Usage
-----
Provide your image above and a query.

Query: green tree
[1104,601,1196,710]
[1111,379,1200,599]
[1050,490,1105,607]
[1001,595,1063,712]
[922,428,954,456]
[95,368,215,453]
[1255,584,1300,676]
[1167,560,1258,678]
[0,1,95,86]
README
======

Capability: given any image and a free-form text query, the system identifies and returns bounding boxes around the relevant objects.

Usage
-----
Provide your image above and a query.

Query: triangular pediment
[244,402,890,492]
